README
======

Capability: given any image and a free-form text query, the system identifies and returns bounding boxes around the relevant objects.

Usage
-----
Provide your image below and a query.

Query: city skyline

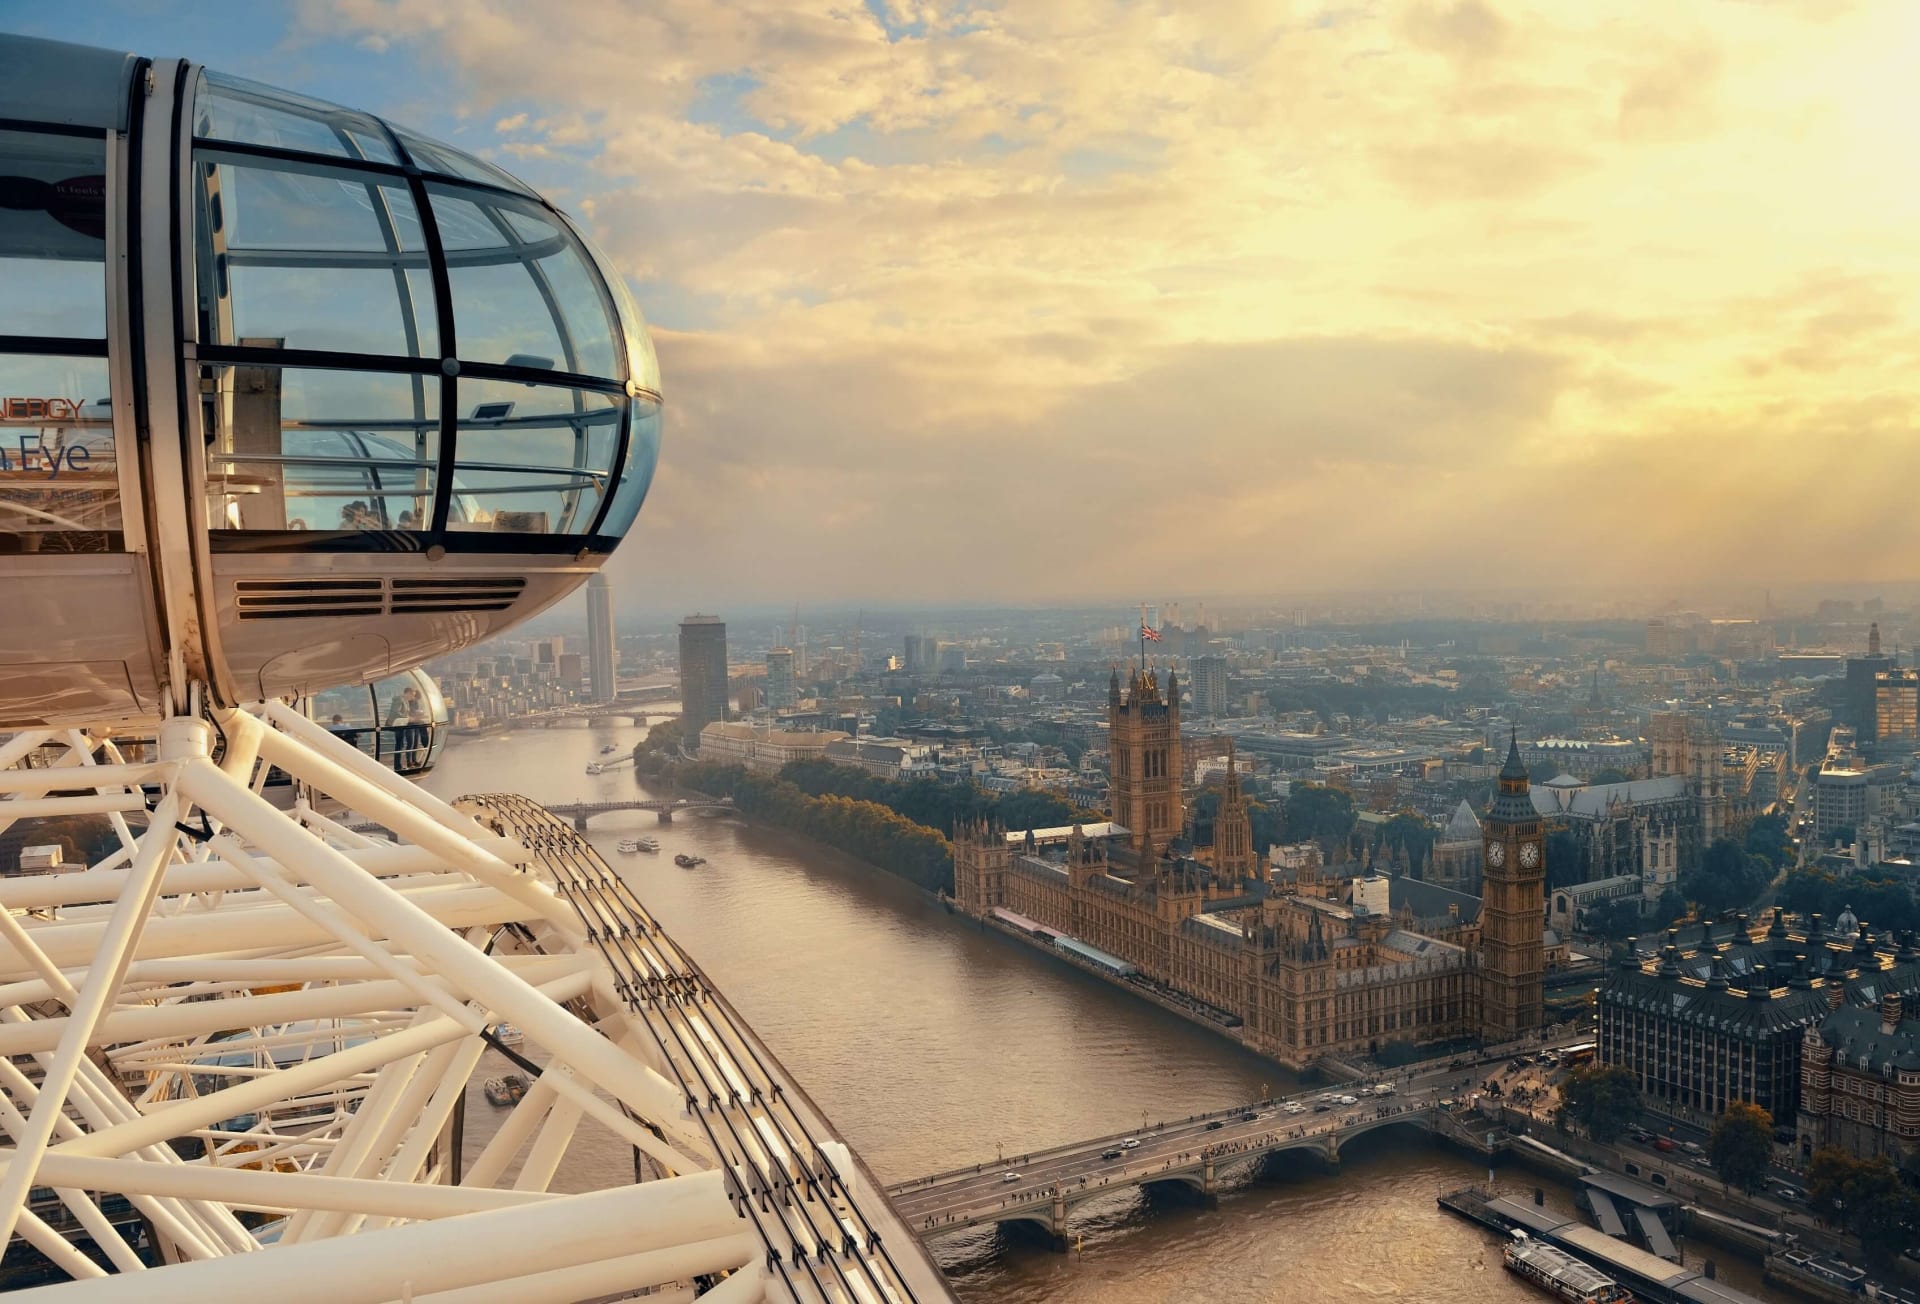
[19,2,1920,608]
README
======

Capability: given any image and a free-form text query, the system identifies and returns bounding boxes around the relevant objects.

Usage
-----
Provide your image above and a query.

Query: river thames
[422,721,1786,1303]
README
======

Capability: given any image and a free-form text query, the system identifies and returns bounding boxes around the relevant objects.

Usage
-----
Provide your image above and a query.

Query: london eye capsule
[0,34,661,727]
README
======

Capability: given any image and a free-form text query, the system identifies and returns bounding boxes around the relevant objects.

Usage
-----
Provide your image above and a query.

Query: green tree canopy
[1590,768,1634,786]
[1807,1147,1920,1252]
[1679,839,1771,916]
[1709,1101,1774,1192]
[1557,1064,1641,1142]
[1282,784,1356,849]
[1743,812,1791,870]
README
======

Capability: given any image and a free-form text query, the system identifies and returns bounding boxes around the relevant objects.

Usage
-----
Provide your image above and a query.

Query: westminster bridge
[886,1074,1508,1249]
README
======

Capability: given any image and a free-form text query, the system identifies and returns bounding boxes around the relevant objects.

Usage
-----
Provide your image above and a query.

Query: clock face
[1486,840,1506,868]
[1519,841,1541,869]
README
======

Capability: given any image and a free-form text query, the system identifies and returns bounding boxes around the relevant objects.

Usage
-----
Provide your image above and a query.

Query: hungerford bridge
[547,798,740,827]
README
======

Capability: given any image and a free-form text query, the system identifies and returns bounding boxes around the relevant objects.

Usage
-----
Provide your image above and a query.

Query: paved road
[887,1037,1587,1230]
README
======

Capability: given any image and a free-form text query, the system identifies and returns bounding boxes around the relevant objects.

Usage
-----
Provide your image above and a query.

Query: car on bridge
[1000,1171,1021,1184]
[1120,1137,1141,1150]
[1205,1120,1225,1131]
[1101,1148,1123,1161]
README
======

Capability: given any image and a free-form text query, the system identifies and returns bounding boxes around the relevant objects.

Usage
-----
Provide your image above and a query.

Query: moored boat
[618,838,641,853]
[636,837,660,853]
[1503,1234,1637,1304]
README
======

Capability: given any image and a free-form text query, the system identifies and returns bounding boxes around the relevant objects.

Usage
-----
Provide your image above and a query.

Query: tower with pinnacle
[1212,738,1256,883]
[1478,732,1545,1041]
[1108,664,1184,861]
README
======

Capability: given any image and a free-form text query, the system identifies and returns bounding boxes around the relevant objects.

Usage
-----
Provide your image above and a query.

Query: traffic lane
[894,1102,1437,1213]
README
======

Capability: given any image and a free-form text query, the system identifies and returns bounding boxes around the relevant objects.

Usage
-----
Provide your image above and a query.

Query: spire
[1869,621,1882,656]
[1108,663,1122,705]
[1164,667,1178,708]
[1500,727,1526,781]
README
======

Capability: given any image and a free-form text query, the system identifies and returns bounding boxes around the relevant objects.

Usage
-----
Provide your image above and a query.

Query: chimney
[1884,990,1904,1036]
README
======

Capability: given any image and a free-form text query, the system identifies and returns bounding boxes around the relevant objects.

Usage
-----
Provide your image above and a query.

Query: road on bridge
[886,1030,1591,1237]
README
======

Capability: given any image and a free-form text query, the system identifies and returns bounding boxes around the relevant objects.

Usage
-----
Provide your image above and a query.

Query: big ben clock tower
[1479,731,1545,1041]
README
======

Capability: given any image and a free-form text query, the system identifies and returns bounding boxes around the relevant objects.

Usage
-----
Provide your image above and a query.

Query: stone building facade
[1600,911,1920,1127]
[1799,986,1920,1172]
[949,667,1504,1071]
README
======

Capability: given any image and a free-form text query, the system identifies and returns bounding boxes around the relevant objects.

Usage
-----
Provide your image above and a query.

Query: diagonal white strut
[0,701,952,1303]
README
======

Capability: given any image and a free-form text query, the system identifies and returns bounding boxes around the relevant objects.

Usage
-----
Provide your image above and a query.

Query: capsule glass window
[446,379,620,535]
[430,185,620,379]
[204,364,439,534]
[195,71,401,166]
[194,151,438,358]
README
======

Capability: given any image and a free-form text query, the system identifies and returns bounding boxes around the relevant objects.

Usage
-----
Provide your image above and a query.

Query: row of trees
[1808,1147,1920,1246]
[775,758,1094,839]
[1677,838,1775,917]
[1779,866,1920,935]
[655,756,956,894]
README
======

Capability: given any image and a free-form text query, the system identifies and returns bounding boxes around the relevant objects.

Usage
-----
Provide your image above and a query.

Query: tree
[1282,784,1355,851]
[1545,828,1585,889]
[1557,1064,1640,1142]
[1709,1102,1773,1192]
[1680,838,1770,915]
[1807,1147,1920,1251]
[1744,812,1791,870]
[1591,768,1634,786]
[1587,897,1644,939]
[1528,760,1563,785]
[1650,887,1689,928]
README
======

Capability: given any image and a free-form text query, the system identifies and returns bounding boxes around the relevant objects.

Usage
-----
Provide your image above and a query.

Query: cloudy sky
[23,1,1920,611]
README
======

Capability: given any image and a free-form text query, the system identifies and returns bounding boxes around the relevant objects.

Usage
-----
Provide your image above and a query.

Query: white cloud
[291,0,1920,604]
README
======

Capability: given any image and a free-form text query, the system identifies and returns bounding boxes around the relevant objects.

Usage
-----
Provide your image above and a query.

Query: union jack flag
[1139,624,1162,642]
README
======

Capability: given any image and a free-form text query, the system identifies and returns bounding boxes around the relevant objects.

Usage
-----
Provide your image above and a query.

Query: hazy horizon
[25,2,1920,610]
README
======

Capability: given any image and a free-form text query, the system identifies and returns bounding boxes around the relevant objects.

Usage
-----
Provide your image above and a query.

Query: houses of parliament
[952,665,1545,1070]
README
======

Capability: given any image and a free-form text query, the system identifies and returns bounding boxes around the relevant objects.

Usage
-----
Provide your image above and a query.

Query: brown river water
[420,722,1789,1303]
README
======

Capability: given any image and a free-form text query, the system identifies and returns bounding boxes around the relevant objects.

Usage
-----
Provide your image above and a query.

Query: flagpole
[1138,603,1147,676]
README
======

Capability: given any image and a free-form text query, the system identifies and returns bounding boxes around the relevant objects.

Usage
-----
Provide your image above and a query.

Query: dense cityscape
[6,3,1920,1303]
[436,588,1920,1253]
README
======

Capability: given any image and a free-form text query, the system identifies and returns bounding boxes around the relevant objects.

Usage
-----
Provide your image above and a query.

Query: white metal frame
[0,701,950,1302]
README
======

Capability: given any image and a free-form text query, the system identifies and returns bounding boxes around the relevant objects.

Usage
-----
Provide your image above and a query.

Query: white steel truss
[0,700,950,1303]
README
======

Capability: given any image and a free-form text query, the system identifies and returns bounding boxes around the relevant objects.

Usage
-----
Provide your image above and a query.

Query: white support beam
[5,1171,743,1304]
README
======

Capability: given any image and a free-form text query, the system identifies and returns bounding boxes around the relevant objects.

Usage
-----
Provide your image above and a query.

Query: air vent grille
[390,576,526,615]
[234,579,383,621]
[235,576,528,620]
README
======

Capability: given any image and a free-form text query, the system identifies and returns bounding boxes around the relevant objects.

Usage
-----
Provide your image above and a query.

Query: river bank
[419,724,1800,1302]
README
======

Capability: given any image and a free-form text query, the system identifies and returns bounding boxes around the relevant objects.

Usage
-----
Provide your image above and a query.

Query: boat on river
[674,853,705,868]
[618,838,641,854]
[600,744,619,755]
[1503,1234,1638,1304]
[483,1074,528,1107]
[635,837,660,853]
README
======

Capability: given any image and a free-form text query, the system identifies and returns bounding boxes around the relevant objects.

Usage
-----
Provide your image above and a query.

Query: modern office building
[1877,668,1919,750]
[678,614,729,749]
[586,572,616,703]
[765,647,796,710]
[1845,623,1894,745]
[1190,654,1228,718]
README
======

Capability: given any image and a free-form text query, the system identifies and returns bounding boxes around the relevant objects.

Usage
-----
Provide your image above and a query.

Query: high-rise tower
[1109,665,1184,860]
[1479,733,1544,1041]
[765,647,796,710]
[677,615,729,750]
[586,573,616,704]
